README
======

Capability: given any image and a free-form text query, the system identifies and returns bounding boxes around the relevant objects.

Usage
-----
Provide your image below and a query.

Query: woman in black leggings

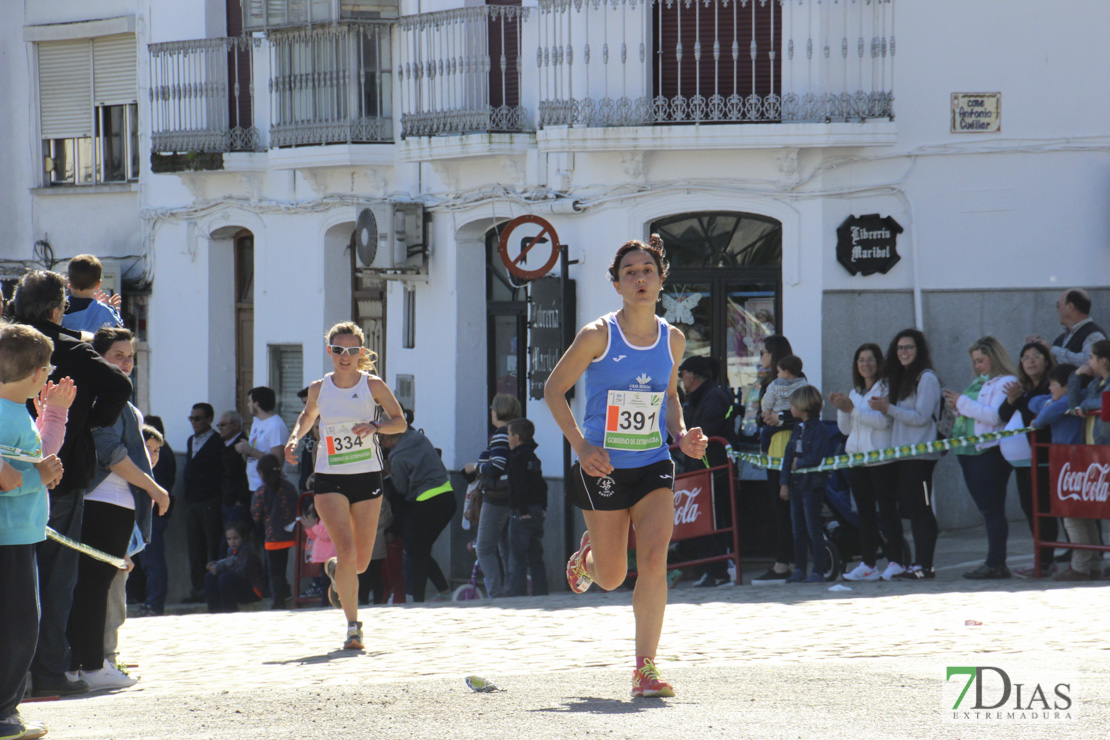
[379,427,457,601]
[871,329,941,581]
[754,334,799,581]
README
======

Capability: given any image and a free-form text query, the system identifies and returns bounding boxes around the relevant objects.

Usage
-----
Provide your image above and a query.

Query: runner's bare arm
[359,376,407,437]
[544,319,613,474]
[666,327,708,458]
[285,380,323,463]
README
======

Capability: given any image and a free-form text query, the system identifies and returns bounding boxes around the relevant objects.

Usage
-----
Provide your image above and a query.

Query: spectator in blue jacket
[1033,363,1102,582]
[60,254,124,335]
[779,385,834,584]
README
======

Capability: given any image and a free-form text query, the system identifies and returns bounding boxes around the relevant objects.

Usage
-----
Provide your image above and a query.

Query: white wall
[14,0,1106,471]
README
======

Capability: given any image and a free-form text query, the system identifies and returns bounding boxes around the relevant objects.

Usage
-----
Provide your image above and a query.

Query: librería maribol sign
[835,214,903,276]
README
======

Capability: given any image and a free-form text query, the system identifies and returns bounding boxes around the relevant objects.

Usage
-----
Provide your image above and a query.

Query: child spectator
[779,385,834,584]
[760,355,808,450]
[506,418,548,597]
[61,254,125,334]
[0,324,66,740]
[1067,339,1110,445]
[301,498,336,607]
[251,454,298,609]
[103,426,165,673]
[205,521,264,613]
[1031,364,1097,581]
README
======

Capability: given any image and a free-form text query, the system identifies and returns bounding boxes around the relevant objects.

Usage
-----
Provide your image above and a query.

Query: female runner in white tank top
[284,322,406,649]
[545,235,708,698]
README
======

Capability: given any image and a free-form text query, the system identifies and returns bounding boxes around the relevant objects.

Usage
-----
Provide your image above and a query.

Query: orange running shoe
[632,659,675,698]
[566,530,593,594]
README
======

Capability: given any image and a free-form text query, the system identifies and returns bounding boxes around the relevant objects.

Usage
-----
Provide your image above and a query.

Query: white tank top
[314,372,384,474]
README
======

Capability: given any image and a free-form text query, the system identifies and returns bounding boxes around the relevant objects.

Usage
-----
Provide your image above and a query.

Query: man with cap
[677,355,737,587]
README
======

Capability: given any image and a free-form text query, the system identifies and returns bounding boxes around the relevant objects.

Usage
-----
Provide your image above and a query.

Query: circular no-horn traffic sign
[498,215,562,280]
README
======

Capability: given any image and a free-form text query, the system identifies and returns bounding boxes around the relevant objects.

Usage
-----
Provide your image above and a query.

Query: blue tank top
[582,312,674,469]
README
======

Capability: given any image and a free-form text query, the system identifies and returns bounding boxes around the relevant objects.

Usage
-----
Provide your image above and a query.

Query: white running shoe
[80,662,138,690]
[843,562,881,582]
[880,562,906,581]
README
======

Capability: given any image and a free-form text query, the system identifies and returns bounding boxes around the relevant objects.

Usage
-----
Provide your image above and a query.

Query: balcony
[243,0,398,31]
[148,37,261,154]
[268,24,394,147]
[398,5,532,139]
[535,0,895,133]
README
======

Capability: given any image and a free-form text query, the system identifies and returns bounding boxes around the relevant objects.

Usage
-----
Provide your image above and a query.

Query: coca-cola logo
[1056,461,1110,503]
[674,486,703,526]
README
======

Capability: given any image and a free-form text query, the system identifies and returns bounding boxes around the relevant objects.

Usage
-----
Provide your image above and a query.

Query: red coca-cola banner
[1049,444,1110,518]
[671,469,716,541]
[627,468,716,548]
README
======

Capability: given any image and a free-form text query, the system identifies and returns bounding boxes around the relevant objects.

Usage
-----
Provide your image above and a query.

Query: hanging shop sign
[836,214,903,276]
[498,215,562,280]
[951,93,1001,133]
[528,277,563,400]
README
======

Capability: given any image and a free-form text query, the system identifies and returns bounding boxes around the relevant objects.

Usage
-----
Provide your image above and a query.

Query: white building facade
[3,0,1110,585]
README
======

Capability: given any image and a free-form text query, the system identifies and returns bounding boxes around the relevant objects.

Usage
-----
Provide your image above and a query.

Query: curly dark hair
[608,234,669,283]
[884,328,934,402]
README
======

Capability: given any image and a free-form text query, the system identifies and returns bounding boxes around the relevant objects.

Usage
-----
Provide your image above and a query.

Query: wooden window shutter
[38,40,93,139]
[487,0,521,111]
[93,34,138,105]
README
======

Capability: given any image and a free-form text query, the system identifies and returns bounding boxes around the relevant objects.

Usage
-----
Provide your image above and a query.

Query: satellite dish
[355,208,378,267]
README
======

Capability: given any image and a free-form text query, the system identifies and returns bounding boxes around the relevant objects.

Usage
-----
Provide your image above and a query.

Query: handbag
[462,479,482,530]
[479,474,510,504]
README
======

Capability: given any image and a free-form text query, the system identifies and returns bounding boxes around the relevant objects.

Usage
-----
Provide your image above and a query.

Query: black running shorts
[568,459,675,511]
[313,471,384,504]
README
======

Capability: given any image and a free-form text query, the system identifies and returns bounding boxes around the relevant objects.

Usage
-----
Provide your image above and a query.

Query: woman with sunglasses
[545,234,708,699]
[284,321,406,650]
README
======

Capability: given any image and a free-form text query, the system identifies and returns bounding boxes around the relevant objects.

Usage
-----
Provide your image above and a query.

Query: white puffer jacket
[956,374,1017,450]
[836,380,893,457]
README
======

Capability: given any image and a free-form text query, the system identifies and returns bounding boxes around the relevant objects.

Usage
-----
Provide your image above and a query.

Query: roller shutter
[93,34,138,105]
[38,40,93,139]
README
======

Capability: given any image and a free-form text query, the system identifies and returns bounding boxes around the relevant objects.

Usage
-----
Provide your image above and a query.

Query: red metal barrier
[626,436,744,585]
[1030,432,1110,577]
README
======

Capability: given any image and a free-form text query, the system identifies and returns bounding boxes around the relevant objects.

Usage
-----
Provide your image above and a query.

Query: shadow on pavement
[532,696,668,714]
[263,649,380,666]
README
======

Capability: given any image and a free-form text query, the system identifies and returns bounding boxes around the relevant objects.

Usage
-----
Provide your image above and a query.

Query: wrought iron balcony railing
[536,0,895,127]
[269,24,394,147]
[398,5,532,138]
[149,36,261,153]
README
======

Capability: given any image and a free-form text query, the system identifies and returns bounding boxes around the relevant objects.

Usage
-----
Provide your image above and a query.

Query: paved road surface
[24,526,1109,739]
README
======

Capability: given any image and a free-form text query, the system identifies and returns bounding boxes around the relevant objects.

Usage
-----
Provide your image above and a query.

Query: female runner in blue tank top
[283,322,407,650]
[545,235,708,698]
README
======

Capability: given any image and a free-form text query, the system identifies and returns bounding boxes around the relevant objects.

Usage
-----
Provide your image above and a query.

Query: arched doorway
[651,211,782,395]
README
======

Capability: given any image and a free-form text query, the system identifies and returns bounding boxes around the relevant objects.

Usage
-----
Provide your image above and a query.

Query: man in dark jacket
[183,403,224,601]
[217,410,250,523]
[678,356,736,587]
[12,271,132,696]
